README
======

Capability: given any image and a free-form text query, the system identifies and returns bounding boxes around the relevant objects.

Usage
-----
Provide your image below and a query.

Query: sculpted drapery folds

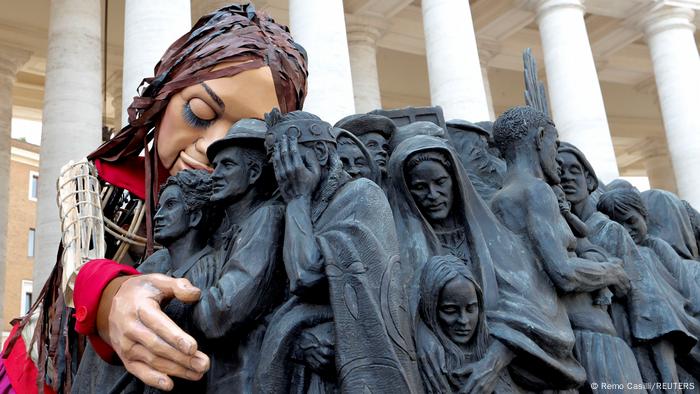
[12,0,700,389]
[558,142,700,387]
[489,106,646,391]
[415,255,520,393]
[21,5,310,392]
[641,189,700,261]
[389,135,586,392]
[256,110,421,394]
[75,120,287,393]
[597,188,700,381]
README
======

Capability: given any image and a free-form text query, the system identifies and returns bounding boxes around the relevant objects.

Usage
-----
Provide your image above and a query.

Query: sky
[11,118,42,145]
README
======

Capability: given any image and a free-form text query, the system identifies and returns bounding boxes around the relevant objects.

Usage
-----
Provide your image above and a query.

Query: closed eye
[183,101,215,129]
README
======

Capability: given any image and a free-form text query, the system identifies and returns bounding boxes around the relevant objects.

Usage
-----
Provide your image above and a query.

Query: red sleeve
[73,259,140,362]
[94,157,170,200]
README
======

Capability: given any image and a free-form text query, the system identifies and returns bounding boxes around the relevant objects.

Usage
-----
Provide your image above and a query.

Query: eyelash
[183,102,215,129]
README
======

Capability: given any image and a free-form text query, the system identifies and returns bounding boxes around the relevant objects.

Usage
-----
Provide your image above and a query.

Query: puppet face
[154,185,189,244]
[537,125,561,185]
[157,65,279,176]
[210,146,257,203]
[438,277,479,346]
[407,160,454,222]
[338,141,371,180]
[358,132,389,171]
[558,151,589,203]
[620,211,649,244]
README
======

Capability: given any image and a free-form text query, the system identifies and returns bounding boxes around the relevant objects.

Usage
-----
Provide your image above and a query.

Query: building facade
[0,139,38,348]
[0,0,697,290]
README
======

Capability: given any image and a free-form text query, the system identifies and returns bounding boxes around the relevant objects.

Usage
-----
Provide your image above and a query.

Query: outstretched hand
[97,274,210,391]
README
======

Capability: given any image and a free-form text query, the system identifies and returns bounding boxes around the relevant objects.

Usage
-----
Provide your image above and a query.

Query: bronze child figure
[415,255,519,393]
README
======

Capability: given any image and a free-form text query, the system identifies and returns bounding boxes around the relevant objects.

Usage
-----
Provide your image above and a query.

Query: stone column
[534,0,619,182]
[346,16,387,113]
[641,6,700,206]
[421,0,490,121]
[644,153,678,193]
[191,0,236,22]
[106,70,122,130]
[478,39,500,121]
[289,0,355,123]
[0,45,30,328]
[34,0,103,291]
[121,0,191,126]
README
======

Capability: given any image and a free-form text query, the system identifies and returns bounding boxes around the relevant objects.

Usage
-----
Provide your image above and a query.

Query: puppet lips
[179,151,213,172]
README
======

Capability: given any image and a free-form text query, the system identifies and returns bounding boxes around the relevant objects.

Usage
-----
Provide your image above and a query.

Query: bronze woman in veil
[388,135,585,392]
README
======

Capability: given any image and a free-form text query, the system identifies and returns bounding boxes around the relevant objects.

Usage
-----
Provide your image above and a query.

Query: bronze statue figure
[14,5,700,390]
[415,255,519,393]
[256,109,421,393]
[490,106,644,392]
[389,135,586,392]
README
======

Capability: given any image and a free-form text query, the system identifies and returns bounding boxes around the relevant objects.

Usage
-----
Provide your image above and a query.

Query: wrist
[289,194,312,206]
[96,276,130,344]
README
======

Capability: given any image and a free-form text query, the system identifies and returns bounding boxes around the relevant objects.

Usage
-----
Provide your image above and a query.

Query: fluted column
[346,16,387,113]
[534,0,619,182]
[641,6,700,206]
[289,0,355,123]
[121,0,191,126]
[422,0,490,121]
[645,153,678,194]
[0,45,30,327]
[34,0,103,290]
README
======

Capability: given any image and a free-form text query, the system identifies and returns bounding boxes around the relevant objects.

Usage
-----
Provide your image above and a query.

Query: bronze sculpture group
[6,4,700,394]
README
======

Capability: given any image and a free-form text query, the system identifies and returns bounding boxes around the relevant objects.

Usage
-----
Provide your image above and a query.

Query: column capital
[525,0,585,19]
[0,44,31,80]
[639,4,695,37]
[345,15,391,46]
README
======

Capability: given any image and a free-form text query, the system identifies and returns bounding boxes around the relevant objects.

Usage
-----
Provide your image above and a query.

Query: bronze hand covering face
[87,4,308,252]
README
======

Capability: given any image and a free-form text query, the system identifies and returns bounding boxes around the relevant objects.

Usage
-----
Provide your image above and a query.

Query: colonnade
[7,0,698,288]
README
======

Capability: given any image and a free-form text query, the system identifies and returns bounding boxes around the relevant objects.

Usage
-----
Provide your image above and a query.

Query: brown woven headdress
[89,3,308,163]
[87,3,308,254]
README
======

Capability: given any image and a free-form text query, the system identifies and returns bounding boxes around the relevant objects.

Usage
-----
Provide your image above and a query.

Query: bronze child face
[438,276,479,347]
[358,132,390,171]
[621,211,648,244]
[338,139,371,180]
[154,185,190,244]
[597,189,650,245]
[558,151,589,204]
[407,159,454,222]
